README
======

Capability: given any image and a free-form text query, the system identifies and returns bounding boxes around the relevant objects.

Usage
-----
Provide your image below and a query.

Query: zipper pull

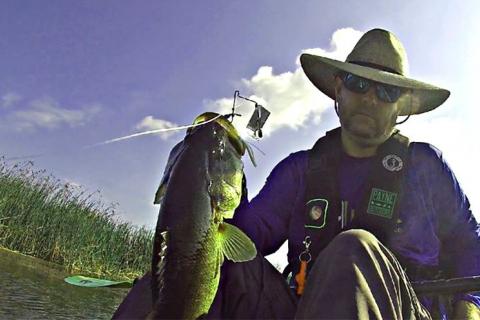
[295,236,312,295]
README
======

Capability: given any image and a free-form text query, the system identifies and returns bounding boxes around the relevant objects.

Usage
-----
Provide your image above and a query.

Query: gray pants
[113,229,431,319]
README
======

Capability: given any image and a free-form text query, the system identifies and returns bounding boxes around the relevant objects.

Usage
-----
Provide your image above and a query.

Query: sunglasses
[340,72,403,103]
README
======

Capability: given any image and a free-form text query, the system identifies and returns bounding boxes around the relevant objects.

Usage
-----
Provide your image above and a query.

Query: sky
[1,1,480,266]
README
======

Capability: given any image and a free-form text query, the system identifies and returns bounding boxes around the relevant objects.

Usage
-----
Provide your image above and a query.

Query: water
[0,248,131,319]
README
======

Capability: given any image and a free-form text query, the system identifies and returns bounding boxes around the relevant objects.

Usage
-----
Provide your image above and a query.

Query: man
[114,29,480,319]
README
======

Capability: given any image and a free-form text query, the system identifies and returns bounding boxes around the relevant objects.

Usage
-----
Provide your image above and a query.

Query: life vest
[303,127,410,263]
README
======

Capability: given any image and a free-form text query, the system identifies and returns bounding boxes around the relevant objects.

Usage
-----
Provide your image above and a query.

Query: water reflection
[0,248,130,319]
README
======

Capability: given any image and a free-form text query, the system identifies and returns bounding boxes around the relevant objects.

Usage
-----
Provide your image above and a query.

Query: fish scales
[149,113,257,319]
[153,129,219,318]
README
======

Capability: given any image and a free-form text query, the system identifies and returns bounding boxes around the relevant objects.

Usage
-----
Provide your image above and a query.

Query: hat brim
[300,53,450,116]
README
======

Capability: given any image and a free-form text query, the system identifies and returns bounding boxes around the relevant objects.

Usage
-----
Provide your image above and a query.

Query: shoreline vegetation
[0,158,153,280]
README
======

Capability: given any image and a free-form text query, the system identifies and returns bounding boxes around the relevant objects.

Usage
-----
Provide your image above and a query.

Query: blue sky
[1,0,479,240]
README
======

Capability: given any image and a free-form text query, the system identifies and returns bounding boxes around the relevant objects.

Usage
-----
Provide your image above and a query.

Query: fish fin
[218,223,257,262]
[153,184,167,204]
[154,141,185,204]
[219,243,225,266]
[214,249,224,279]
[154,230,168,298]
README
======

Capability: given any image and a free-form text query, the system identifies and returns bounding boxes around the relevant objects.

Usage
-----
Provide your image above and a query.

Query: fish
[149,112,257,319]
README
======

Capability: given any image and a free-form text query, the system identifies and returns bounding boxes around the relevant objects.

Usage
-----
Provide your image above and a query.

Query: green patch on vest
[367,188,397,219]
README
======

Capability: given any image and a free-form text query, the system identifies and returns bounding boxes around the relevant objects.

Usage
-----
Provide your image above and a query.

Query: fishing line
[6,91,270,161]
[5,114,224,161]
[83,113,223,149]
[4,153,46,161]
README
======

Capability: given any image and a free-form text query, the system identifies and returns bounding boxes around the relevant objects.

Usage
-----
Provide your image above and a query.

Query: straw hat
[300,28,450,116]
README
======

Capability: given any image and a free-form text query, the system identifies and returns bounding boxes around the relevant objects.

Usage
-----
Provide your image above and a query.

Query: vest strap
[303,127,410,262]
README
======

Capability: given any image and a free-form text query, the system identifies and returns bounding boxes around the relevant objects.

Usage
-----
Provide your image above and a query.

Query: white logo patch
[382,154,403,172]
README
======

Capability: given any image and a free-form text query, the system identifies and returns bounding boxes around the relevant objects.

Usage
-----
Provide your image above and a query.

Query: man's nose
[361,86,379,106]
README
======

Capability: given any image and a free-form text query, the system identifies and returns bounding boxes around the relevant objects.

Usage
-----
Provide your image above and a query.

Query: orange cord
[295,260,308,295]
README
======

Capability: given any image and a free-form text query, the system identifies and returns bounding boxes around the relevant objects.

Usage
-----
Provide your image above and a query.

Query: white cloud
[4,97,100,132]
[135,116,178,140]
[1,92,22,108]
[200,26,480,219]
[204,28,364,138]
[297,28,364,63]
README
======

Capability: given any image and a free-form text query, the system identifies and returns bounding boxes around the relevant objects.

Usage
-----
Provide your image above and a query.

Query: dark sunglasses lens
[343,73,370,93]
[376,85,402,103]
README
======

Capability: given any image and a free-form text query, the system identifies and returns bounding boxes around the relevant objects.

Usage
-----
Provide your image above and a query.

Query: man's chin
[344,126,388,147]
[345,125,377,140]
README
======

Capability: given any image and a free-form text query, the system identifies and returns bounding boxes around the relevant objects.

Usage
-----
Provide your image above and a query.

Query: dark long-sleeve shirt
[231,141,480,314]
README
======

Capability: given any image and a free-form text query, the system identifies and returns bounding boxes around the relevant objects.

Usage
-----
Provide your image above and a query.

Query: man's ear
[398,89,414,114]
[334,76,343,101]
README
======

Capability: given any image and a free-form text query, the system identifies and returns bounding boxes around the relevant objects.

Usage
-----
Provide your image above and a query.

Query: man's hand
[452,300,480,319]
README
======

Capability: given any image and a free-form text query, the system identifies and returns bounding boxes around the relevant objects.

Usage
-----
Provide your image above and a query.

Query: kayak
[64,275,133,288]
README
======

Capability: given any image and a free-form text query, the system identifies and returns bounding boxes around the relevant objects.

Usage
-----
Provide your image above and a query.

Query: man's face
[334,76,404,148]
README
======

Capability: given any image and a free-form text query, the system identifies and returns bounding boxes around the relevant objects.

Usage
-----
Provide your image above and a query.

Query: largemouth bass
[149,113,257,319]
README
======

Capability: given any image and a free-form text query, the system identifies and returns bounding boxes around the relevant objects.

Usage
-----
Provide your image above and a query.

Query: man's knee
[327,229,380,255]
[222,253,279,289]
[112,271,152,319]
[222,253,262,274]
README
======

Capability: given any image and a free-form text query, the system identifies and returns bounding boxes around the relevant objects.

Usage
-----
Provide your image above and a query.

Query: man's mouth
[352,112,375,120]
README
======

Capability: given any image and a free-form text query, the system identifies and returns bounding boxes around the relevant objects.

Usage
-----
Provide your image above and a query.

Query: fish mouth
[192,112,246,156]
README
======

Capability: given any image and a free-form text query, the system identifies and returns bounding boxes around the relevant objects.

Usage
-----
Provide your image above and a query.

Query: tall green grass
[0,158,153,280]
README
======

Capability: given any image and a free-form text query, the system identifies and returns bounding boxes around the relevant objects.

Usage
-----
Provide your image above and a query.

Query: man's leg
[112,272,152,320]
[296,229,431,320]
[207,254,297,319]
[112,254,297,319]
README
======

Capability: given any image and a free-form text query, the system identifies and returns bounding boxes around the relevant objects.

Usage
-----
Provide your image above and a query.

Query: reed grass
[0,158,153,280]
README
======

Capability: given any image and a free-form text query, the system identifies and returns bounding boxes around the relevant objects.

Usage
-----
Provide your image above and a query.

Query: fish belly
[153,227,221,319]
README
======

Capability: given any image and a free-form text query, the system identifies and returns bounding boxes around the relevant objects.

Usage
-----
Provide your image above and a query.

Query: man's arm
[230,151,307,256]
[424,144,480,314]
